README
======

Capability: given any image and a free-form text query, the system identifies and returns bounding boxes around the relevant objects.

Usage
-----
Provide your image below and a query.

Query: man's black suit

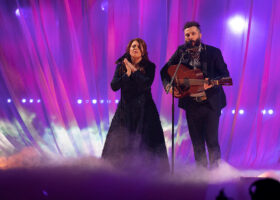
[160,43,230,167]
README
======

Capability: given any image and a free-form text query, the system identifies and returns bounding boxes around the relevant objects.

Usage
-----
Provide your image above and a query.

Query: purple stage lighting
[42,190,48,197]
[228,15,247,34]
[15,8,20,17]
[268,109,274,115]
[101,0,108,11]
[0,0,278,169]
[239,109,244,115]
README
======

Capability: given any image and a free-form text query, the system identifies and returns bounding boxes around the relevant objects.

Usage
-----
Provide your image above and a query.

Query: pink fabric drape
[0,0,279,168]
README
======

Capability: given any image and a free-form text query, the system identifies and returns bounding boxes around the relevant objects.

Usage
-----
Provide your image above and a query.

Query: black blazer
[160,43,230,111]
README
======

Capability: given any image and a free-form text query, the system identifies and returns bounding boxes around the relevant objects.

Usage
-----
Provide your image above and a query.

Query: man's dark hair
[183,21,201,32]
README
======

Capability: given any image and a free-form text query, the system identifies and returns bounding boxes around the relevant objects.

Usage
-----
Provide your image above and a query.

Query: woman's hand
[124,58,138,74]
[123,58,132,76]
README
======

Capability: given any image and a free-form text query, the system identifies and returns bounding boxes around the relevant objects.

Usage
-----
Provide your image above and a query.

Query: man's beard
[185,38,201,49]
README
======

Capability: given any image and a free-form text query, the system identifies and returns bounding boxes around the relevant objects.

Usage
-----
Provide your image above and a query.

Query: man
[160,21,230,168]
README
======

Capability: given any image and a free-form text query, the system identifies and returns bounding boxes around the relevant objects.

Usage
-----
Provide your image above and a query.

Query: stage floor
[0,159,279,200]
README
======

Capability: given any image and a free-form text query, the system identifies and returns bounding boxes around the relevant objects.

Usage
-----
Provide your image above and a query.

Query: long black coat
[160,43,230,112]
[102,59,169,172]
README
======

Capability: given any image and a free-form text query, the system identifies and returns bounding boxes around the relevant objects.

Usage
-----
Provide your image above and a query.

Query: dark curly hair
[183,21,201,32]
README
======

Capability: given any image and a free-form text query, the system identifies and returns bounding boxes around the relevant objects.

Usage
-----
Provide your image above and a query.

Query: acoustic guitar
[167,64,232,98]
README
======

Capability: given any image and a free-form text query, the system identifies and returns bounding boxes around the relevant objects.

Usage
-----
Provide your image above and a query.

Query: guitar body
[167,64,232,98]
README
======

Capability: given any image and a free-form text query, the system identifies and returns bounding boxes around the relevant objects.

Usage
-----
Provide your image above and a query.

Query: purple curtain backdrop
[0,0,280,168]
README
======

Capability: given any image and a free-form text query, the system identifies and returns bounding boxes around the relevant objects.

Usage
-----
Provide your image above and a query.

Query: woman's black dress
[102,59,169,172]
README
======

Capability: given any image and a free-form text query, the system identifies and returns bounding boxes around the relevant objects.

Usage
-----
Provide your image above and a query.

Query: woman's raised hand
[123,58,132,76]
[123,58,138,75]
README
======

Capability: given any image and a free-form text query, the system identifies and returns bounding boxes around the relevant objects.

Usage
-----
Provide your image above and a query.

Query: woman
[102,38,169,173]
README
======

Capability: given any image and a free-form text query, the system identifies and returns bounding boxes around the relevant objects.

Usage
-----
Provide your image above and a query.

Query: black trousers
[185,100,221,167]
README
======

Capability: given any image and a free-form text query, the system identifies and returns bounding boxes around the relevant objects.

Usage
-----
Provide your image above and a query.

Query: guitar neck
[211,77,232,86]
[187,77,232,86]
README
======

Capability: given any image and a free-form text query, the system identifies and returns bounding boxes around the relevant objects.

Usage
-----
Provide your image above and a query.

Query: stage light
[15,8,20,17]
[228,15,247,34]
[231,109,235,114]
[92,99,97,104]
[268,109,274,115]
[85,100,89,103]
[107,100,111,104]
[101,0,108,11]
[115,100,119,104]
[29,99,34,103]
[22,98,26,103]
[77,99,82,104]
[7,98,12,103]
[257,171,278,178]
[261,109,266,115]
[239,109,244,115]
[100,100,104,104]
[37,99,41,103]
[42,190,48,197]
